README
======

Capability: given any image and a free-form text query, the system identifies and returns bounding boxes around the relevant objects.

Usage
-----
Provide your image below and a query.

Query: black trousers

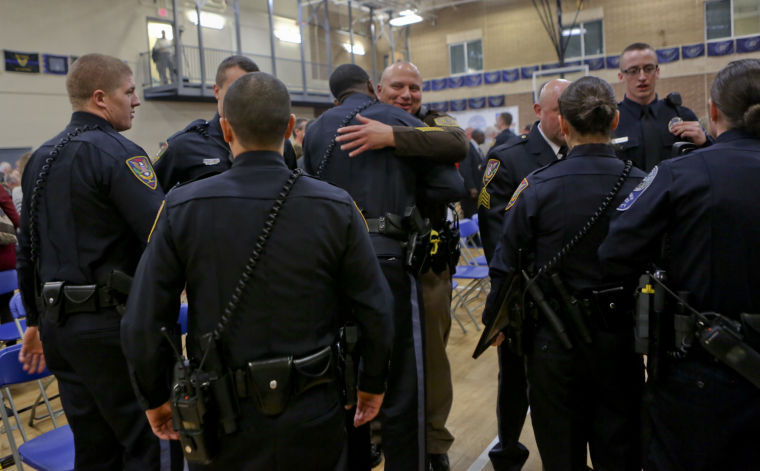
[189,384,346,471]
[41,309,167,471]
[488,344,529,471]
[645,356,760,471]
[526,325,644,471]
[378,257,426,471]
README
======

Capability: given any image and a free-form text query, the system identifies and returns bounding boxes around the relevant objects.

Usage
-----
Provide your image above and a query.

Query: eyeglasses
[621,64,658,76]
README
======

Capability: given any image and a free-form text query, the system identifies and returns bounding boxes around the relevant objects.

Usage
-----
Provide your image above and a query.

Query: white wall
[0,0,315,157]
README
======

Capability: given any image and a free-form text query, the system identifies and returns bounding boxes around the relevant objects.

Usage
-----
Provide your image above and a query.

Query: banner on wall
[605,55,620,69]
[708,39,734,56]
[483,71,501,84]
[431,78,448,91]
[468,97,487,109]
[502,68,520,82]
[4,50,40,73]
[422,80,431,92]
[737,36,760,53]
[448,76,464,89]
[520,65,539,79]
[584,57,605,70]
[681,44,705,59]
[43,54,68,75]
[450,99,467,111]
[449,105,520,135]
[656,47,680,63]
[464,73,482,87]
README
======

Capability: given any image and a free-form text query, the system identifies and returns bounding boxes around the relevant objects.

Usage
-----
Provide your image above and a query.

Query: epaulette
[490,134,527,155]
[530,157,563,176]
[183,119,211,137]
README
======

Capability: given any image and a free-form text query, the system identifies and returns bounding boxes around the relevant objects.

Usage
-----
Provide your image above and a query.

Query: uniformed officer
[613,42,709,171]
[484,76,646,471]
[476,78,568,471]
[599,58,760,471]
[153,55,297,192]
[17,53,173,470]
[334,61,468,471]
[493,112,516,148]
[122,71,393,470]
[304,64,465,471]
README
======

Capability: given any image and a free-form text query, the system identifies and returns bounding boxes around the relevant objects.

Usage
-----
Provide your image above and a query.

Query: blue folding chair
[178,303,188,334]
[451,265,488,333]
[0,270,21,344]
[0,345,74,471]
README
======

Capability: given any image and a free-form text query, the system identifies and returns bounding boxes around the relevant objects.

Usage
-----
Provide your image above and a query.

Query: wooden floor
[372,279,545,471]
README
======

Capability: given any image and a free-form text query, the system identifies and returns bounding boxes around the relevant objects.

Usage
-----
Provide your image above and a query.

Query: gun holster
[40,281,65,325]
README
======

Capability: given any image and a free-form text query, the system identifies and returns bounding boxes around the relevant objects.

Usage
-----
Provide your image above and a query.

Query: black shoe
[369,443,383,468]
[427,453,450,471]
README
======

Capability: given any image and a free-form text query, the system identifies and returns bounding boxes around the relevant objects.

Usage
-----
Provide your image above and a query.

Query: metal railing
[139,45,330,96]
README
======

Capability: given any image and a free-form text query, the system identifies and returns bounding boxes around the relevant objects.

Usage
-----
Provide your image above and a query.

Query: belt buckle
[377,217,386,233]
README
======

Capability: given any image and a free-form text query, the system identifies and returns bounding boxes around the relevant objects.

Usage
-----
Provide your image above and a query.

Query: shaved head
[377,61,423,115]
[534,78,571,147]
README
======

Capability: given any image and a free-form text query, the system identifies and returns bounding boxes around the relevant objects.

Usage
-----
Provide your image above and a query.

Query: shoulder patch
[433,116,459,127]
[126,156,158,190]
[617,166,658,211]
[482,159,500,186]
[505,178,529,211]
[153,141,168,163]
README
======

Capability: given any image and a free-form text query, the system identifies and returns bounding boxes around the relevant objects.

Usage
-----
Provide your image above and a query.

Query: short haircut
[329,64,370,102]
[215,55,259,88]
[294,118,308,130]
[621,42,655,58]
[66,54,132,109]
[471,128,485,142]
[223,72,291,148]
[559,76,617,137]
[499,112,513,126]
[710,59,760,138]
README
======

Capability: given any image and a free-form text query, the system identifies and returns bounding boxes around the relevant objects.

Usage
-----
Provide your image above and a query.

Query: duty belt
[366,215,407,241]
[40,282,122,323]
[232,345,335,416]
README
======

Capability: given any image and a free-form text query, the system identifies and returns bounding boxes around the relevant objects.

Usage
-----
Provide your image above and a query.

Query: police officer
[484,76,646,471]
[613,42,709,171]
[476,78,568,471]
[335,61,468,471]
[153,56,297,192]
[122,71,393,470]
[17,53,172,470]
[304,64,465,471]
[493,112,516,148]
[600,59,760,471]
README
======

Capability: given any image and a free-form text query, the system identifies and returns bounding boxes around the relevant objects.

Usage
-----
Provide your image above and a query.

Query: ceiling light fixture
[342,43,366,55]
[390,10,423,27]
[187,10,225,30]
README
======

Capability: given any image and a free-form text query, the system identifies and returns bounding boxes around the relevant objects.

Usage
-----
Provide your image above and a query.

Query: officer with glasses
[613,42,709,171]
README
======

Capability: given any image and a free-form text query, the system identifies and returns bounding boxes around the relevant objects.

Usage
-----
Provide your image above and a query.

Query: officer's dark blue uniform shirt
[613,95,701,171]
[488,144,646,296]
[122,150,393,409]
[154,113,298,191]
[17,111,164,325]
[600,129,760,319]
[302,93,465,256]
[478,122,557,263]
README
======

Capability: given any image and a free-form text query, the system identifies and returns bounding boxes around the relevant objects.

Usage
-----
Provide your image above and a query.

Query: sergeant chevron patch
[478,187,491,209]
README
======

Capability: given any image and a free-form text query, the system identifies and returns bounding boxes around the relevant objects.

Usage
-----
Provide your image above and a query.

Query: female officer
[600,59,760,470]
[484,75,646,470]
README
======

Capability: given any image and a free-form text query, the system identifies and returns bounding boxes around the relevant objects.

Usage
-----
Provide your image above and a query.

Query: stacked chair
[451,217,489,333]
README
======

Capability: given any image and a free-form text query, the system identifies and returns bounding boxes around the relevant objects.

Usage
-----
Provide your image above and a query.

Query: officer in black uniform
[122,72,393,470]
[304,64,465,471]
[335,61,468,471]
[613,42,709,171]
[153,55,297,192]
[493,112,516,148]
[477,78,569,471]
[600,58,760,471]
[484,76,646,471]
[17,53,172,470]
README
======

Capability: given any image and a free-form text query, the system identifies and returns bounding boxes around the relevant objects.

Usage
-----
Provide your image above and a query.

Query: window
[706,0,760,40]
[449,39,482,75]
[562,19,604,59]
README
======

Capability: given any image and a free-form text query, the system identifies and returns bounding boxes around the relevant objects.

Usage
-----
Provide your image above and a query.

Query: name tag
[203,158,221,166]
[611,136,628,145]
